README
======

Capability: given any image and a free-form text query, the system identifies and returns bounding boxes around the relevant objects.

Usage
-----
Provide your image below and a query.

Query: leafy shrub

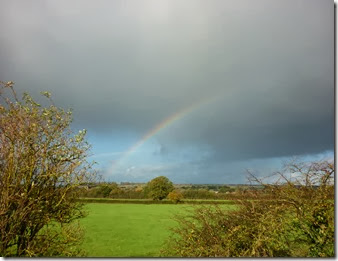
[98,185,113,198]
[182,189,216,199]
[167,190,184,203]
[0,82,94,256]
[144,176,174,200]
[164,160,334,257]
[218,186,235,193]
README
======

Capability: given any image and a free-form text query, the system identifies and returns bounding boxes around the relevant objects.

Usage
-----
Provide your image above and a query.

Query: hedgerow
[163,160,334,257]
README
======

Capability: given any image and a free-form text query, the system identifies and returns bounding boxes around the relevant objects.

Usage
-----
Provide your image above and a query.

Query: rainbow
[111,94,219,172]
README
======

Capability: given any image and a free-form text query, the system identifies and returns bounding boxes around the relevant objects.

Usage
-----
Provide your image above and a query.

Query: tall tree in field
[0,81,95,256]
[144,176,174,200]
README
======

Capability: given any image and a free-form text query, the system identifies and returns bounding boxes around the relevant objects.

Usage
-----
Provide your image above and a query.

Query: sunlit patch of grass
[80,203,236,257]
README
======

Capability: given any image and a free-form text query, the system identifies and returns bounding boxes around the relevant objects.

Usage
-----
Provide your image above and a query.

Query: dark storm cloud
[0,0,334,164]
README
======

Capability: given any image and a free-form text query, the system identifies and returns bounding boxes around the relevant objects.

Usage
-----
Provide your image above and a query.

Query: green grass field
[80,203,237,257]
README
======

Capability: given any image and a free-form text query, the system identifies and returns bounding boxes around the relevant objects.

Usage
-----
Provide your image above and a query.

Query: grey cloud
[0,0,333,167]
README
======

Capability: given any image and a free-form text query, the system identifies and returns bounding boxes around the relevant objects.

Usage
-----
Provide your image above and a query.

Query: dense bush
[78,184,145,199]
[0,82,94,256]
[144,176,174,200]
[218,186,236,193]
[182,189,216,199]
[167,190,184,203]
[164,160,334,257]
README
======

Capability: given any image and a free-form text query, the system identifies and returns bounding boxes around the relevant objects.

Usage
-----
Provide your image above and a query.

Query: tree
[108,183,123,198]
[218,186,235,193]
[144,176,174,200]
[167,190,183,203]
[0,81,95,256]
[182,189,216,199]
[164,159,334,257]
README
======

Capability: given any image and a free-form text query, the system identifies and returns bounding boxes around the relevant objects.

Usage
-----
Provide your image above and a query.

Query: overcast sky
[0,0,334,183]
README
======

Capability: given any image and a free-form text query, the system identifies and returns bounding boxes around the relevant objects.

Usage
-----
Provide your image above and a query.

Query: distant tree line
[78,182,280,201]
[79,182,145,199]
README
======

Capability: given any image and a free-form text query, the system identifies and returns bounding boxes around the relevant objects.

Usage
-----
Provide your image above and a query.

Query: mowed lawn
[80,203,237,257]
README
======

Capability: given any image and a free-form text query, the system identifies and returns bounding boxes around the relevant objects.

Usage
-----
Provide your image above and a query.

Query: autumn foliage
[0,82,95,256]
[144,176,174,200]
[164,160,334,257]
[167,190,183,203]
